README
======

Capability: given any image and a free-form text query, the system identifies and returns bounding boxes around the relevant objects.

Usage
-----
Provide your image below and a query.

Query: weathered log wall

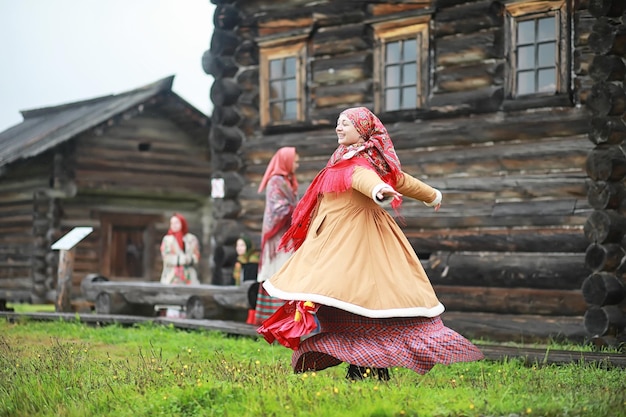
[581,0,626,346]
[0,152,56,303]
[205,0,599,325]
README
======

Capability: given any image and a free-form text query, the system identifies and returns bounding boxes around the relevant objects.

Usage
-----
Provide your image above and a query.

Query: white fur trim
[424,189,442,207]
[263,281,445,318]
[371,183,393,207]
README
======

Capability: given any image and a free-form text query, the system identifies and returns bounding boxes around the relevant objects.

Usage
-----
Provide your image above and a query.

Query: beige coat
[264,166,444,318]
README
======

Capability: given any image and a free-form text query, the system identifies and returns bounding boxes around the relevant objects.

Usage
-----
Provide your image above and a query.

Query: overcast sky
[0,0,215,132]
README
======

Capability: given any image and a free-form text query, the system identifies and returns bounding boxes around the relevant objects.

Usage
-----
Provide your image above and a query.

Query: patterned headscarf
[167,213,188,251]
[280,107,403,252]
[329,107,402,182]
[258,147,299,193]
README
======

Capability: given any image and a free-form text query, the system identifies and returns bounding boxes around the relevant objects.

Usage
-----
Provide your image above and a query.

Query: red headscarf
[258,147,299,193]
[280,107,402,252]
[167,213,188,251]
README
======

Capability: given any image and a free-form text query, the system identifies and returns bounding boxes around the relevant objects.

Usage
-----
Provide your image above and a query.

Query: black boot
[346,364,390,381]
[346,364,366,380]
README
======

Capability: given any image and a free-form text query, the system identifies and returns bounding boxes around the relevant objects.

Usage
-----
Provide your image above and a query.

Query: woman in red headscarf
[253,147,300,325]
[258,107,483,379]
[160,213,200,285]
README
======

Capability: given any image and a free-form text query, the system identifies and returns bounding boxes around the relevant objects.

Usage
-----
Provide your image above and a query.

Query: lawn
[1,316,625,417]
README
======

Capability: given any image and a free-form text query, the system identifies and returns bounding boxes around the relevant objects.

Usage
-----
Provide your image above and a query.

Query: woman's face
[169,216,182,233]
[235,238,247,256]
[336,114,361,146]
[292,154,300,173]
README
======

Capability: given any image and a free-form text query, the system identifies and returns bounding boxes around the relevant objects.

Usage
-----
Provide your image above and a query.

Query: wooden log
[233,40,258,66]
[212,105,242,127]
[83,280,250,316]
[209,125,244,153]
[212,152,243,172]
[211,219,243,246]
[584,242,626,272]
[212,198,241,219]
[314,80,370,108]
[589,18,626,56]
[312,51,370,84]
[235,68,260,91]
[590,333,626,350]
[587,180,626,210]
[312,24,369,56]
[214,4,240,30]
[584,209,626,243]
[55,249,74,313]
[210,78,242,107]
[436,27,502,66]
[589,55,626,83]
[406,226,588,253]
[435,286,587,316]
[587,82,626,117]
[429,86,504,114]
[210,28,240,56]
[213,244,238,267]
[436,61,503,93]
[185,295,220,319]
[95,292,126,315]
[584,305,626,336]
[582,272,626,305]
[589,116,626,145]
[588,0,626,18]
[434,0,502,37]
[585,145,626,181]
[201,50,238,78]
[427,252,588,290]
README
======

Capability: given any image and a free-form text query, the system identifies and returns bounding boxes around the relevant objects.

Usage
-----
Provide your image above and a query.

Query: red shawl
[279,107,402,252]
[258,147,299,266]
[167,213,188,251]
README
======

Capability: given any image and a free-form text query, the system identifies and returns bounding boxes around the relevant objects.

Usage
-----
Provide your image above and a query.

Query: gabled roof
[0,75,210,169]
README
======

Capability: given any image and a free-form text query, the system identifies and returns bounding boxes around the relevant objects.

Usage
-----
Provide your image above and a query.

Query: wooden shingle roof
[0,75,210,169]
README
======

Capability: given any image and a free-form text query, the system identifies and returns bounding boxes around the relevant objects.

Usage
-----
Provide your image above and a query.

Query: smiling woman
[0,0,215,132]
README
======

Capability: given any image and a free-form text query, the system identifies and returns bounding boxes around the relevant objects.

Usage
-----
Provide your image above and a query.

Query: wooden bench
[81,274,258,321]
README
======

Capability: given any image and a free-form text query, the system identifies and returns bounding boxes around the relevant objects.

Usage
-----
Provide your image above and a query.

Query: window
[100,213,160,280]
[506,1,568,98]
[373,18,430,112]
[259,39,306,126]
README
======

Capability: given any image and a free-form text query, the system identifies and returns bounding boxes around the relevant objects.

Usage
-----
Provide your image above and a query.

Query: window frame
[505,0,569,99]
[259,38,307,127]
[373,17,430,114]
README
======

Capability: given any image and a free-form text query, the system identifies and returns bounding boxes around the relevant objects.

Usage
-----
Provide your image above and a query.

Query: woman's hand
[376,186,402,202]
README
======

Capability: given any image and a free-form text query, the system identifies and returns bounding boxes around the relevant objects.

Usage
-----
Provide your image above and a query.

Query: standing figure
[160,213,200,285]
[233,235,260,286]
[258,107,483,379]
[254,147,300,325]
[233,235,261,324]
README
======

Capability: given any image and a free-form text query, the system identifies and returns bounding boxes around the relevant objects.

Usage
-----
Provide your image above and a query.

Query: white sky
[0,0,215,132]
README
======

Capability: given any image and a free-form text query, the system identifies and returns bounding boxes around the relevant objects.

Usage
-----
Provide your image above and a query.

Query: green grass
[1,318,625,417]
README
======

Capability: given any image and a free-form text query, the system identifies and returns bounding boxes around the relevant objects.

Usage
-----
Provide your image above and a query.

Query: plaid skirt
[254,285,284,325]
[292,306,484,374]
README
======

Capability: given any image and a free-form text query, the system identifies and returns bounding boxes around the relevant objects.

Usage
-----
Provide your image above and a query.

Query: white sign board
[211,178,225,198]
[51,227,94,250]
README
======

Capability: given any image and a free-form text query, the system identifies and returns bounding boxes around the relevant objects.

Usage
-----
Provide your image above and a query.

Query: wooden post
[51,227,93,313]
[55,249,75,312]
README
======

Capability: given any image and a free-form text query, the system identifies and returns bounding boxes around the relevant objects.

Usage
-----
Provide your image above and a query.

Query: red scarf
[167,213,188,251]
[279,107,402,252]
[258,147,298,193]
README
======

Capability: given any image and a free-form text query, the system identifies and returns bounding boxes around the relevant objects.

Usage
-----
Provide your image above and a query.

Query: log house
[0,76,212,306]
[204,0,626,343]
